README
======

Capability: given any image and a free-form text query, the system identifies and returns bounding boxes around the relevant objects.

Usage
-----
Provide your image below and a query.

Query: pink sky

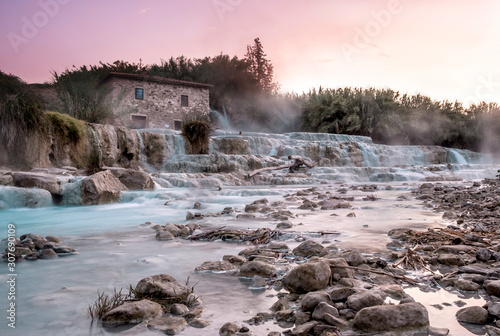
[1,0,499,105]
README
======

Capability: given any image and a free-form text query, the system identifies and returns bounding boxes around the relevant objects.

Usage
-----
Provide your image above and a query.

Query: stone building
[102,72,212,130]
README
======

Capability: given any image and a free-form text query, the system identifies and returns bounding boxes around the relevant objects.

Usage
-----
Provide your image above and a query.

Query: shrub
[182,120,212,154]
[0,71,46,150]
[45,111,85,143]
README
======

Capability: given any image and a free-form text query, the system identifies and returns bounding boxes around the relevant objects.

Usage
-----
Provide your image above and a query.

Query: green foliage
[0,71,45,150]
[497,169,500,178]
[182,120,212,154]
[45,111,85,143]
[245,38,277,93]
[300,87,500,152]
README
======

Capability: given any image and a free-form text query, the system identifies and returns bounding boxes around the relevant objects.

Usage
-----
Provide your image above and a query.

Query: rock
[148,316,187,335]
[455,279,481,292]
[186,212,194,220]
[300,291,334,312]
[293,240,325,257]
[276,221,293,229]
[477,248,492,262]
[378,284,406,300]
[112,169,155,190]
[156,230,174,241]
[323,313,347,327]
[276,309,294,322]
[267,242,290,251]
[294,311,312,325]
[11,172,60,194]
[291,321,319,335]
[486,325,500,336]
[329,286,357,302]
[219,322,239,336]
[195,260,236,273]
[101,299,163,326]
[81,170,128,205]
[486,280,500,297]
[52,245,78,255]
[312,302,340,320]
[135,274,191,301]
[239,261,276,278]
[327,258,354,278]
[37,248,58,259]
[170,303,189,315]
[250,275,267,289]
[163,223,181,237]
[342,251,367,266]
[435,245,476,254]
[189,318,210,328]
[437,254,465,266]
[222,255,247,266]
[455,306,488,324]
[353,302,429,331]
[283,261,331,293]
[347,290,386,311]
[271,298,290,312]
[45,235,61,243]
[489,302,500,318]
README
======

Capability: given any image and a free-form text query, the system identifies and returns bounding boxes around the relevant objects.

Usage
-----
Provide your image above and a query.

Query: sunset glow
[1,0,499,105]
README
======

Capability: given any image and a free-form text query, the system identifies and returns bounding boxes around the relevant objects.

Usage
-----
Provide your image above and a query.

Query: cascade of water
[136,130,155,172]
[448,148,468,164]
[86,124,103,168]
[210,107,232,130]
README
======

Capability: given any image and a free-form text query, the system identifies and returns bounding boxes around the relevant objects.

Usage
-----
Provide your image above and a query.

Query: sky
[1,0,500,106]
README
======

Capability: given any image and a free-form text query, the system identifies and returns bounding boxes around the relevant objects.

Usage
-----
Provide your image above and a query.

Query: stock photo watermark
[7,0,71,54]
[5,224,17,329]
[464,73,500,106]
[213,0,244,21]
[340,0,407,63]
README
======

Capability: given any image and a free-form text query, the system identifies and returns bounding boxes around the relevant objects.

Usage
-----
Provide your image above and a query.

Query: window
[181,95,188,107]
[174,120,182,131]
[135,88,144,100]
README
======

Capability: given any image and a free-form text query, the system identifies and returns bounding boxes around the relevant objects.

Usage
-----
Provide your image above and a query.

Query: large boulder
[81,170,128,205]
[353,302,429,332]
[101,299,163,326]
[11,172,60,194]
[455,306,489,324]
[110,168,155,190]
[135,274,191,301]
[283,261,331,293]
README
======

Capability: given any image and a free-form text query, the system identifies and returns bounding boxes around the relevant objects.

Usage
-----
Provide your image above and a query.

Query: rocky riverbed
[2,175,500,336]
[76,177,500,336]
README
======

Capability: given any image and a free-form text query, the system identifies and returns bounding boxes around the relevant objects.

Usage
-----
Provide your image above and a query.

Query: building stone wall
[105,75,210,130]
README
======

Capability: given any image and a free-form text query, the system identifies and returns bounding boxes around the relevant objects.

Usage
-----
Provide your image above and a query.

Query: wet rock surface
[2,233,77,262]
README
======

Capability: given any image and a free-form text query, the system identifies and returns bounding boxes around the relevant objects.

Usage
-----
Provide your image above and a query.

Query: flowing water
[0,130,498,336]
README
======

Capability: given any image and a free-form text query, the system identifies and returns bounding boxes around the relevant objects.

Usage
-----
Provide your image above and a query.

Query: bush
[45,111,85,143]
[182,120,212,154]
[0,71,45,150]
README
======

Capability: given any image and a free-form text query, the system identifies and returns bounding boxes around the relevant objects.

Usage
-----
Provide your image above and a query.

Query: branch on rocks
[247,155,316,178]
[393,245,433,273]
[188,228,281,245]
[331,265,419,285]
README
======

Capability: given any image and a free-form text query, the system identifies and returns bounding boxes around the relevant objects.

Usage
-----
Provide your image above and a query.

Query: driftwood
[331,265,418,285]
[247,155,316,178]
[189,228,280,245]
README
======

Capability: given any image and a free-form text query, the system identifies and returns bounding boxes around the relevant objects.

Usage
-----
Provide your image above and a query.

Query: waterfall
[86,124,103,168]
[136,130,155,172]
[210,107,232,130]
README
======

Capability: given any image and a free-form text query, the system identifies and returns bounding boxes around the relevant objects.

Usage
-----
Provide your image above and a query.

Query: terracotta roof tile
[104,72,213,89]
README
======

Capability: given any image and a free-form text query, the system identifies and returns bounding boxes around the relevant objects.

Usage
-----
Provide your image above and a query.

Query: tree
[245,38,276,93]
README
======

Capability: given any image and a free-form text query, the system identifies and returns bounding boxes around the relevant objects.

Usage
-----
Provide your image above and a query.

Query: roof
[103,72,213,89]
